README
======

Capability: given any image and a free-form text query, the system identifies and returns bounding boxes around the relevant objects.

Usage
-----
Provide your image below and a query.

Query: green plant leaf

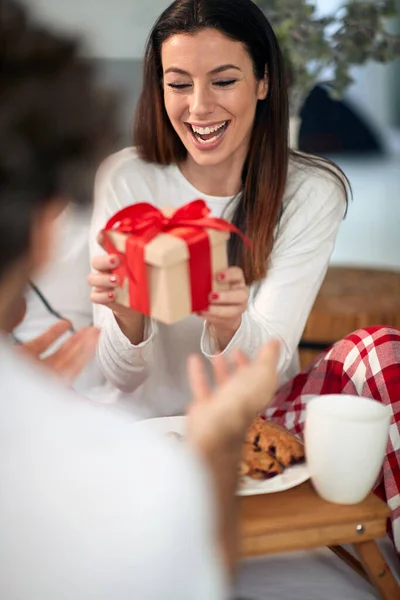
[256,0,400,113]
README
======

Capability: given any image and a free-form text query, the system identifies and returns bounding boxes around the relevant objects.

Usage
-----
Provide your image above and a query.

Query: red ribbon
[103,199,250,316]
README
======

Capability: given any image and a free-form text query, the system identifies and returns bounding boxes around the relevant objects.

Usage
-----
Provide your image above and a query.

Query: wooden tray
[239,481,400,600]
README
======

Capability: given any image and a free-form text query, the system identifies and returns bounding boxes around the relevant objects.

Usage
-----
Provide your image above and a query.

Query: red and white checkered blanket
[265,326,400,556]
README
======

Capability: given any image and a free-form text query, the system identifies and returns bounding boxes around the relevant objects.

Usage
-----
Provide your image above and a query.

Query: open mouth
[186,120,230,145]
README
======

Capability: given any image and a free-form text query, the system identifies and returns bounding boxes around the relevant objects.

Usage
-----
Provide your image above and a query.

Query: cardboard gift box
[103,200,247,325]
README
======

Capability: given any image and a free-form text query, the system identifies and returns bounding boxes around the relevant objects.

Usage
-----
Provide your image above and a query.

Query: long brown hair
[134,0,349,285]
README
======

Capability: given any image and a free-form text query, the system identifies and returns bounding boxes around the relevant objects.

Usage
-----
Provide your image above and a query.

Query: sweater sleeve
[90,155,158,393]
[201,172,347,378]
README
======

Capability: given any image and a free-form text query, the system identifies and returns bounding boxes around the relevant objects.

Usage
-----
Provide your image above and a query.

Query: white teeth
[191,121,226,135]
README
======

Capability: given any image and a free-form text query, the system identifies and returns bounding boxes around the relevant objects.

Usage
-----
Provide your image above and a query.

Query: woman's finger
[208,288,248,306]
[201,304,245,321]
[87,272,119,290]
[91,253,119,273]
[96,231,106,249]
[187,354,211,402]
[90,290,118,306]
[227,281,249,291]
[216,266,245,285]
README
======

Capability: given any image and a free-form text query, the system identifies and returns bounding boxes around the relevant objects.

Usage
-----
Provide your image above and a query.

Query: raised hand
[186,339,280,576]
[187,340,280,452]
[18,320,99,384]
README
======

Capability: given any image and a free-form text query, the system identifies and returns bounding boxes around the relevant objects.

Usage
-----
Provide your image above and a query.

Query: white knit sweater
[90,148,346,418]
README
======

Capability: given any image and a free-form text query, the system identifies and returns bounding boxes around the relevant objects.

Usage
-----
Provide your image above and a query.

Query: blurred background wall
[28,0,400,269]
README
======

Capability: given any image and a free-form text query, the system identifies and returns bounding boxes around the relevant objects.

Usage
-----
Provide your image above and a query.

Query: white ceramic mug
[304,395,391,504]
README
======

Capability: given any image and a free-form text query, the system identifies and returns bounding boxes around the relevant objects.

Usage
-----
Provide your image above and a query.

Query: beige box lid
[145,228,230,267]
[107,228,230,268]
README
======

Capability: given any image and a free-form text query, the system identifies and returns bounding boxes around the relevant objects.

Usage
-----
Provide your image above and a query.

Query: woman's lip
[186,120,230,151]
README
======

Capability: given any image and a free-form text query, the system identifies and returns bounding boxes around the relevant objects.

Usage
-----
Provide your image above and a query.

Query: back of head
[0,0,119,279]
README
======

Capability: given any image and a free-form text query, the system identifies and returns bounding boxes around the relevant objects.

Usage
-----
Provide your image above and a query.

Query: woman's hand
[186,340,280,576]
[17,320,99,384]
[198,267,249,351]
[87,232,145,345]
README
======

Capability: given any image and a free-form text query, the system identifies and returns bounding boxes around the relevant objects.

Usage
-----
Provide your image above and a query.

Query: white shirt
[90,148,346,418]
[14,204,93,338]
[13,204,105,393]
[0,336,226,600]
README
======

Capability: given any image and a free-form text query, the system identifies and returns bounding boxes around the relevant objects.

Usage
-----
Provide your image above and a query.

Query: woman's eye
[167,83,191,90]
[166,79,237,91]
[214,79,237,87]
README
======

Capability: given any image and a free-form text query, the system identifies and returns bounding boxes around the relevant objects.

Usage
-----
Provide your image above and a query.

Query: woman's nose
[189,85,215,118]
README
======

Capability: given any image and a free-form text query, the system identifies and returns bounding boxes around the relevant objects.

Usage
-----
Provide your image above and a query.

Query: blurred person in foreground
[0,1,280,598]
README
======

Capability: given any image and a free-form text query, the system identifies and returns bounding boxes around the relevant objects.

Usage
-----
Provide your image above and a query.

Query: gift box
[103,200,248,324]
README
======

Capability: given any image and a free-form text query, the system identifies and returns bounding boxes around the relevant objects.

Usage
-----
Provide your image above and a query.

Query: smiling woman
[88,0,350,419]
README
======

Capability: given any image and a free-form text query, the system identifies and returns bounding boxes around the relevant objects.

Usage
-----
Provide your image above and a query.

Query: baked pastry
[245,416,269,444]
[240,442,283,480]
[245,416,305,468]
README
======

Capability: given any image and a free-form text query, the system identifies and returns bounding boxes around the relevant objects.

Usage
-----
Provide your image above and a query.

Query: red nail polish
[110,275,117,284]
[108,292,115,300]
[210,293,219,301]
[217,273,225,281]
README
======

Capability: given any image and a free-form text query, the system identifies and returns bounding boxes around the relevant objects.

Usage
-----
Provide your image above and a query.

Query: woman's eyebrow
[164,63,241,76]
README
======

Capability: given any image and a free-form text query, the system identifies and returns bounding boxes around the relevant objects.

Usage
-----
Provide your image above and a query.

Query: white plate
[133,416,310,496]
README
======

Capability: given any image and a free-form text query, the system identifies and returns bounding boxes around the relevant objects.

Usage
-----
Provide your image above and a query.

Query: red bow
[103,199,250,316]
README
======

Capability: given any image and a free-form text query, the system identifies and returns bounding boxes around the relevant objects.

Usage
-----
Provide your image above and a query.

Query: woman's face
[162,28,268,169]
